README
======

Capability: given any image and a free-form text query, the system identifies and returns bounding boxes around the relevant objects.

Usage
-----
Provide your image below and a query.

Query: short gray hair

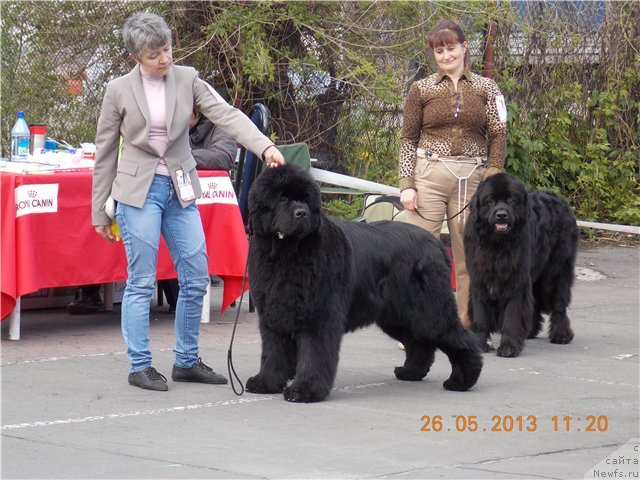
[123,12,172,59]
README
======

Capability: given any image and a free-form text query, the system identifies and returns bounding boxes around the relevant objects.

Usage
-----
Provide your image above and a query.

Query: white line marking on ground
[1,342,260,367]
[612,353,637,360]
[507,367,638,388]
[1,397,275,431]
[1,383,388,431]
[2,351,126,366]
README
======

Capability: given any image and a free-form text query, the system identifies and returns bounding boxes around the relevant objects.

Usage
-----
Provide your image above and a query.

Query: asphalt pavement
[1,243,638,480]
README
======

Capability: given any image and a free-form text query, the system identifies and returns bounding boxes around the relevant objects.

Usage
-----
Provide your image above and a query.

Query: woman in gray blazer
[92,12,285,391]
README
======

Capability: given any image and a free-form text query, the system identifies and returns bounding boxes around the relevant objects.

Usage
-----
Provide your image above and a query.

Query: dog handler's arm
[398,82,422,195]
[95,225,115,243]
[484,80,507,173]
[400,188,418,211]
[262,145,286,168]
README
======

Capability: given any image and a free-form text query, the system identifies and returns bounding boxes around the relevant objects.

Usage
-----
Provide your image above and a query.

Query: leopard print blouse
[398,68,507,191]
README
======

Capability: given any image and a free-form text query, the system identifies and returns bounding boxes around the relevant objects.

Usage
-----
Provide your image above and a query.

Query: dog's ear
[472,190,480,211]
[247,195,260,223]
[247,203,260,235]
[470,182,483,218]
[313,210,323,232]
[523,189,531,217]
[247,215,255,236]
[247,186,272,236]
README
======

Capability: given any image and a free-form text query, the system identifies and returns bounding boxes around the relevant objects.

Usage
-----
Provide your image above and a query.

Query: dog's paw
[496,343,522,358]
[246,374,284,394]
[394,366,426,381]
[549,328,574,345]
[443,376,471,391]
[442,353,482,392]
[283,382,327,403]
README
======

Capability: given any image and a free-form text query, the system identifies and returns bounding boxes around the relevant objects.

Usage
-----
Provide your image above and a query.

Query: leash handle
[227,346,244,396]
[227,235,252,396]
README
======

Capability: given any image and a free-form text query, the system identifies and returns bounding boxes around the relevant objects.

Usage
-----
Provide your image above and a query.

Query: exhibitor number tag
[495,94,507,123]
[176,168,196,202]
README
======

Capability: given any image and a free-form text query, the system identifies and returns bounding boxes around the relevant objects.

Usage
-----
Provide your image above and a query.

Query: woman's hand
[263,146,286,168]
[95,225,116,243]
[400,188,418,212]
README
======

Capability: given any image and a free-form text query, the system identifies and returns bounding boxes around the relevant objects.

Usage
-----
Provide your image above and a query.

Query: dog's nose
[294,208,308,219]
[495,209,508,220]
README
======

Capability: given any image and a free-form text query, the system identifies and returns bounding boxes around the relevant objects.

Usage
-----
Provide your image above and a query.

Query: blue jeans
[115,174,210,373]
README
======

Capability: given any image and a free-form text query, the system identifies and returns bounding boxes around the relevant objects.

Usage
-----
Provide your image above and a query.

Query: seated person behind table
[66,103,237,314]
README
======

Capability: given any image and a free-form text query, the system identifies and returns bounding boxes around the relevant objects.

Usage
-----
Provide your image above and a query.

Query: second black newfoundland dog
[246,164,482,402]
[464,173,578,358]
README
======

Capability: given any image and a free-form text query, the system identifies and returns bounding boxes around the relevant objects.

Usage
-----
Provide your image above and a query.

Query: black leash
[366,194,471,223]
[226,234,253,396]
[415,202,471,223]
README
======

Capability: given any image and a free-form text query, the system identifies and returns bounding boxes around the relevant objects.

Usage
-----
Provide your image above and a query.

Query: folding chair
[353,194,404,223]
[276,142,311,171]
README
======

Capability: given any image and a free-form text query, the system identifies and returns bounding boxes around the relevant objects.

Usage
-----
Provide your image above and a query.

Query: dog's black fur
[245,164,482,402]
[464,173,578,358]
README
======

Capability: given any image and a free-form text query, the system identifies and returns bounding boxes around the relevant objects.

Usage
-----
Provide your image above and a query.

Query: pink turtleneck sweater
[140,70,171,176]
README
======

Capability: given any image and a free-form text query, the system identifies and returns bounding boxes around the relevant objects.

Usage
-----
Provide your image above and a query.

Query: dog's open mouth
[494,223,511,233]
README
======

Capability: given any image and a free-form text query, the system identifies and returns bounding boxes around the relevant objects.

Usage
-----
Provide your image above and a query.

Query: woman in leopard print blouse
[398,19,507,329]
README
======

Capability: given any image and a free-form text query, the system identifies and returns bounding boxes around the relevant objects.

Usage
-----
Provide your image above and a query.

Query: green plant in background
[502,52,639,225]
[0,1,165,152]
[323,196,365,220]
[337,108,401,185]
[576,57,640,224]
[1,1,637,226]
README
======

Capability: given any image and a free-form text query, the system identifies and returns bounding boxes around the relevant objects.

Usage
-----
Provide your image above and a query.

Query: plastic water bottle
[11,111,30,161]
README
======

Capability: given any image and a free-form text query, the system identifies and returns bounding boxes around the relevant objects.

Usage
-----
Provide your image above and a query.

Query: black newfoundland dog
[245,164,482,402]
[464,173,578,358]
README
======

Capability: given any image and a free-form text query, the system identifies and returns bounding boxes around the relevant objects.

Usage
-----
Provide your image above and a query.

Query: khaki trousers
[405,155,485,328]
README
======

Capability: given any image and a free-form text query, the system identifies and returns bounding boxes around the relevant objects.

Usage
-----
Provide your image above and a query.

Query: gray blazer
[92,64,273,225]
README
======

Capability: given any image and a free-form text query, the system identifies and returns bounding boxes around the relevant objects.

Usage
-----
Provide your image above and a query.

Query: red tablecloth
[0,169,248,319]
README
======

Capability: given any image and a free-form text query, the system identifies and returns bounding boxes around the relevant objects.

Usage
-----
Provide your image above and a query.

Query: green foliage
[0,1,165,152]
[337,108,401,186]
[322,196,365,221]
[1,0,637,227]
[503,54,640,225]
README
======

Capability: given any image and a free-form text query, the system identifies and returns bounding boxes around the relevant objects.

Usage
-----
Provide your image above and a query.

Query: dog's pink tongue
[495,224,508,231]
